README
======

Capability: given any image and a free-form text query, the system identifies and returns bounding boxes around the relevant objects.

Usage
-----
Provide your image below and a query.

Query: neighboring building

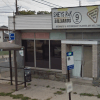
[4,33,9,42]
[0,31,3,42]
[0,26,9,42]
[8,5,100,84]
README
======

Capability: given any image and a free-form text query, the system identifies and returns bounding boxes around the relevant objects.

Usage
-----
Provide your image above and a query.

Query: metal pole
[9,50,13,85]
[67,69,71,100]
[16,0,18,15]
[23,49,26,87]
[79,0,81,6]
[13,12,15,31]
[49,40,51,69]
[14,50,18,91]
[34,32,36,68]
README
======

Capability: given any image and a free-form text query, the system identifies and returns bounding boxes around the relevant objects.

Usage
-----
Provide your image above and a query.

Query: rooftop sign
[52,5,100,29]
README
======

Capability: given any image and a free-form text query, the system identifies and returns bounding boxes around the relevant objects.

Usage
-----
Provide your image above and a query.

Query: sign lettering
[52,5,100,29]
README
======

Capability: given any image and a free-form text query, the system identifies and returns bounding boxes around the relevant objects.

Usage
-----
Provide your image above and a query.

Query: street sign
[9,33,15,40]
[66,52,74,100]
[52,6,100,29]
[67,52,74,70]
[65,82,73,93]
[19,50,24,56]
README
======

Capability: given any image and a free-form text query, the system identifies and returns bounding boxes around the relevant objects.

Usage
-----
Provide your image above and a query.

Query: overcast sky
[0,0,100,26]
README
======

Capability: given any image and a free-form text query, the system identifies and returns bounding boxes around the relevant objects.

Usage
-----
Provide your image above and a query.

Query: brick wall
[61,44,71,74]
[22,33,34,39]
[35,33,49,39]
[97,44,100,77]
[61,44,66,74]
[92,44,98,78]
[15,31,22,46]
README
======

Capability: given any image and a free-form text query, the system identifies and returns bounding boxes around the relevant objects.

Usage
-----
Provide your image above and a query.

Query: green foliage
[19,10,36,15]
[79,93,100,98]
[80,93,94,96]
[37,11,51,14]
[7,82,11,85]
[46,85,50,88]
[46,97,52,100]
[46,70,52,73]
[21,96,31,100]
[0,92,31,100]
[0,51,9,55]
[10,94,24,99]
[27,83,31,86]
[73,92,77,94]
[59,88,66,91]
[12,89,15,92]
[52,87,55,89]
[0,92,12,96]
[54,91,63,95]
[96,94,100,98]
[18,10,51,15]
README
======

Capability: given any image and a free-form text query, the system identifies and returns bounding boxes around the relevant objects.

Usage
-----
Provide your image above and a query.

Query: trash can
[24,67,31,82]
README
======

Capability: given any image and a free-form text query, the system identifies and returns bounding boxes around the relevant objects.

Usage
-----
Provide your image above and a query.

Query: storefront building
[8,5,100,83]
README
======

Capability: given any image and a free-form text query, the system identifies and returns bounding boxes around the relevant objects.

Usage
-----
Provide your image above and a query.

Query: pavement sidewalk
[13,78,100,100]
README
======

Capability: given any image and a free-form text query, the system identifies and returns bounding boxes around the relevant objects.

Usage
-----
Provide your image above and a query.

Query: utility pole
[79,0,81,6]
[67,69,71,100]
[16,0,18,15]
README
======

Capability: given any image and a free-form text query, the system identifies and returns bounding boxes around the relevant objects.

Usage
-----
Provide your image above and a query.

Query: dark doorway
[50,40,61,70]
[22,40,34,67]
[36,40,49,68]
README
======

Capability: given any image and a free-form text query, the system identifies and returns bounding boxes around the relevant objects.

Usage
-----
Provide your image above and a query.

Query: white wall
[0,31,3,42]
[8,14,52,30]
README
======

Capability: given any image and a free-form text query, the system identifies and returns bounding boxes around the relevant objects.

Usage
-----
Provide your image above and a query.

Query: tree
[37,11,51,15]
[18,10,36,15]
[18,10,51,15]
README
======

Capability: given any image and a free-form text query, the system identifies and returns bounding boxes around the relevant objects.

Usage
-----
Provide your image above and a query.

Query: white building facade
[8,5,100,84]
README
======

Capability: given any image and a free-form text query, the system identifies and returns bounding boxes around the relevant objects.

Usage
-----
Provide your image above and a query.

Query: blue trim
[66,52,73,56]
[67,64,74,70]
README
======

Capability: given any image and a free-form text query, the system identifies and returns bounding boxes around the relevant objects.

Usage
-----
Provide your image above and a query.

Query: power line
[0,15,10,16]
[0,15,9,17]
[0,21,7,22]
[6,0,15,10]
[21,0,54,8]
[18,0,44,10]
[0,12,13,13]
[32,0,79,8]
[32,0,55,7]
[0,10,13,12]
[2,0,14,11]
[19,6,29,10]
[0,5,15,8]
[6,0,12,4]
[40,0,62,7]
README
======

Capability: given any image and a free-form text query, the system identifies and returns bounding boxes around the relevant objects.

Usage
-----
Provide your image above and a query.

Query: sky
[0,0,100,26]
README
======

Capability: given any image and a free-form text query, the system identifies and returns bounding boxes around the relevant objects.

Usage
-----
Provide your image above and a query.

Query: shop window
[22,40,34,66]
[36,40,49,68]
[50,40,61,70]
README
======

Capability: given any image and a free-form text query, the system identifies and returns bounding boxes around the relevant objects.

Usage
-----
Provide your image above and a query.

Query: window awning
[61,40,100,45]
[0,42,24,50]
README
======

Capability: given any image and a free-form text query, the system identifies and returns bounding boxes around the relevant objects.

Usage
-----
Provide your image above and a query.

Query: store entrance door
[72,46,82,77]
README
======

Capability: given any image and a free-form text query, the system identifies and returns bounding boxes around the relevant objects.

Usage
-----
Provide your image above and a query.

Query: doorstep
[70,78,93,86]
